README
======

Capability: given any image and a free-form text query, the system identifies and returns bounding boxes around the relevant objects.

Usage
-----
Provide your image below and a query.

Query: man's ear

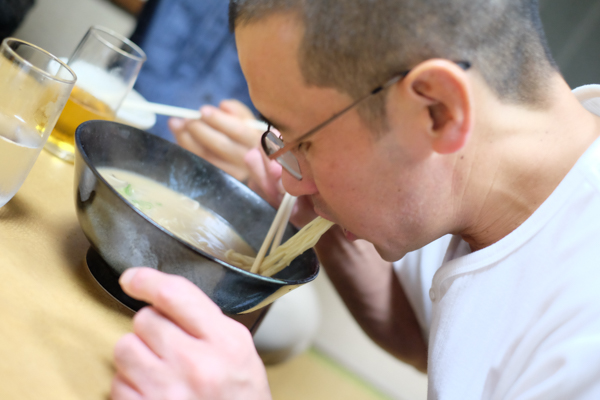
[404,59,473,154]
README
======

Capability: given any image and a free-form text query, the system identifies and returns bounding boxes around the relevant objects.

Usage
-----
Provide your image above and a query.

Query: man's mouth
[341,227,358,241]
[312,202,357,241]
[313,205,332,222]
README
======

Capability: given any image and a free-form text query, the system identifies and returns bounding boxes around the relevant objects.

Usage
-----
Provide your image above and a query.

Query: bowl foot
[86,247,148,311]
[85,247,269,334]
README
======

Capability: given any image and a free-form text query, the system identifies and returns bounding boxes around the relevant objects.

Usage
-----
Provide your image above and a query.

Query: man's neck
[455,74,600,251]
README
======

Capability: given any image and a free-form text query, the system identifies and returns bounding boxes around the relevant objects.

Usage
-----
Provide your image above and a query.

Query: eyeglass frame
[261,60,471,180]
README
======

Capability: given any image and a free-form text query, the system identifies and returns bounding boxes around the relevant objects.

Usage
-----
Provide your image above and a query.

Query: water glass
[0,38,76,208]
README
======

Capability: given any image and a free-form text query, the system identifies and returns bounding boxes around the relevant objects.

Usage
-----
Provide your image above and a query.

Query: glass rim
[88,25,147,62]
[1,37,77,84]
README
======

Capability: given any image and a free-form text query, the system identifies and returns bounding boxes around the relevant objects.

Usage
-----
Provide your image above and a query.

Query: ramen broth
[98,167,256,263]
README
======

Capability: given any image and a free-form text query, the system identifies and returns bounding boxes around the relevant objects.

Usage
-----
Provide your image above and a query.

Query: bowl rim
[74,121,319,286]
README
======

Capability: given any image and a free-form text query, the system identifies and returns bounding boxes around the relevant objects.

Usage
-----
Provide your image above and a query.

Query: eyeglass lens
[264,131,303,180]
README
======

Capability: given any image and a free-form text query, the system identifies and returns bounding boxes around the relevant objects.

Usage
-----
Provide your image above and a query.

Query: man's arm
[315,226,428,372]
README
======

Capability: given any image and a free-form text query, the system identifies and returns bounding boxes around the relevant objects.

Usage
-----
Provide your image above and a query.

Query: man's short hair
[230,0,558,131]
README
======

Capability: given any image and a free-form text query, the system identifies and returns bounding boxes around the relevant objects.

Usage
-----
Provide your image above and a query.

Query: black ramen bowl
[74,120,319,316]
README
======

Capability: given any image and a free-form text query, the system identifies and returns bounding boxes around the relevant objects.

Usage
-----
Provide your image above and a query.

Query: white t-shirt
[394,85,600,400]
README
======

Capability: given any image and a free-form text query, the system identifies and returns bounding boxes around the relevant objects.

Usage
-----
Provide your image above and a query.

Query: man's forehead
[235,13,308,133]
[234,13,304,81]
[235,12,357,138]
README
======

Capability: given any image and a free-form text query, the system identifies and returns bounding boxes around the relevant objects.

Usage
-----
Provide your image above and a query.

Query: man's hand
[111,268,272,400]
[170,100,262,182]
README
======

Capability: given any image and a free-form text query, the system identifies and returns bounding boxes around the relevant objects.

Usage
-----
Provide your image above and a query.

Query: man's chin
[373,244,405,262]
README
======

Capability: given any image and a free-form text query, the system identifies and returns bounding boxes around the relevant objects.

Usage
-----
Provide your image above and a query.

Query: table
[0,150,133,399]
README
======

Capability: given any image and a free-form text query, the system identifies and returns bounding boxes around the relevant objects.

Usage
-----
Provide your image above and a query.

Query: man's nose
[281,165,318,197]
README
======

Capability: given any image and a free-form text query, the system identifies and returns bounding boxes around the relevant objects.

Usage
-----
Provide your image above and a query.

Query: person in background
[0,0,35,41]
[111,0,600,398]
[128,0,255,143]
[110,0,145,16]
[125,0,262,182]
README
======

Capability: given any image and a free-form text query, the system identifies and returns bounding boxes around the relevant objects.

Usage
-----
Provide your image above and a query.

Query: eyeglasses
[261,61,471,180]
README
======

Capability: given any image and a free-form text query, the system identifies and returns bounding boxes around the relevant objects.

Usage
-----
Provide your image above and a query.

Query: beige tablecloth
[0,150,133,399]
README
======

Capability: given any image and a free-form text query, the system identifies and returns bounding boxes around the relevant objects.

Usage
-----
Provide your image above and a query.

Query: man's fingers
[201,105,261,148]
[119,268,224,339]
[114,332,162,388]
[244,147,268,190]
[111,373,143,400]
[244,148,285,207]
[183,119,248,162]
[219,99,255,120]
[132,306,193,360]
[174,130,208,157]
[207,158,249,182]
[259,147,286,201]
[176,128,249,181]
[168,117,186,135]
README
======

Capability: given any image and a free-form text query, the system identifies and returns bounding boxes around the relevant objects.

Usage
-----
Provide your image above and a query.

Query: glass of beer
[44,26,146,162]
[0,38,76,208]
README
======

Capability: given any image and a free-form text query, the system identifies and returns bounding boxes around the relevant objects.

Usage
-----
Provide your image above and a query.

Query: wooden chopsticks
[250,193,297,274]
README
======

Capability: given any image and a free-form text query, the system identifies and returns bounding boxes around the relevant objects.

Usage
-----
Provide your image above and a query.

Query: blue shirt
[132,0,254,141]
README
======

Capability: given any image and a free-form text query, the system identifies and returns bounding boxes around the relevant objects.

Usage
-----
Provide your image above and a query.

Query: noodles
[225,216,334,277]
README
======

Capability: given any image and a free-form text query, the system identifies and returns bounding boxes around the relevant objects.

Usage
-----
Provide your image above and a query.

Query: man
[127,0,263,181]
[129,0,256,147]
[111,0,600,398]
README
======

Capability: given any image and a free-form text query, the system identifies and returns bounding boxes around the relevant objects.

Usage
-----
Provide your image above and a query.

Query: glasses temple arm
[268,61,470,159]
